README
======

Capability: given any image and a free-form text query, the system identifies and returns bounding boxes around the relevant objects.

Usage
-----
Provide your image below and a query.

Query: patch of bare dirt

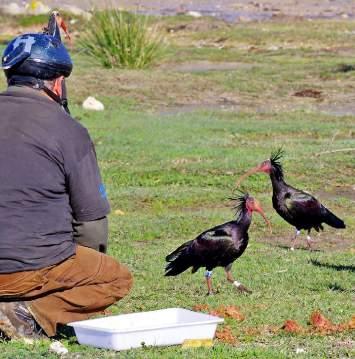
[19,0,355,21]
[0,23,43,38]
[319,103,355,117]
[315,89,355,116]
[71,67,238,110]
[260,231,353,252]
[160,61,255,73]
[293,89,323,99]
[164,20,228,34]
[315,187,355,202]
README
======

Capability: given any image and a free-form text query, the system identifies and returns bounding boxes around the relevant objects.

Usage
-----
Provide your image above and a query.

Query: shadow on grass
[54,324,77,342]
[327,283,348,292]
[334,63,355,73]
[274,244,322,252]
[310,259,355,273]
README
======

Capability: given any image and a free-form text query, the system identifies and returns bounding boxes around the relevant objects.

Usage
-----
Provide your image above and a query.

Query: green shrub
[16,14,49,27]
[79,10,165,69]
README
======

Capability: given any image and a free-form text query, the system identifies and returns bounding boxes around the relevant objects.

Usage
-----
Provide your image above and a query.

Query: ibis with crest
[236,149,346,250]
[165,192,271,295]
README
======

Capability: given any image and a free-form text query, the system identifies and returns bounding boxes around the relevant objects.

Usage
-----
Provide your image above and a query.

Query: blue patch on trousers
[99,183,107,199]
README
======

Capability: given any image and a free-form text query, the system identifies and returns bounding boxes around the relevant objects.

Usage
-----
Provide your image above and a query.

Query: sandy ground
[1,0,355,20]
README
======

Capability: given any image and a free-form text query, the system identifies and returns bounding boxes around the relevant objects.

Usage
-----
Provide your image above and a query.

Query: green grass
[14,14,50,27]
[0,16,354,358]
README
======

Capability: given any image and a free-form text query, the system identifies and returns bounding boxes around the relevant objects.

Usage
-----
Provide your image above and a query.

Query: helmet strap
[8,75,70,114]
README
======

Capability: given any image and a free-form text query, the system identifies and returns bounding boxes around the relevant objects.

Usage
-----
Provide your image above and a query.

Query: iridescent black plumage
[270,148,284,181]
[268,150,345,234]
[165,193,252,277]
[43,11,70,114]
[231,192,249,217]
[43,12,62,40]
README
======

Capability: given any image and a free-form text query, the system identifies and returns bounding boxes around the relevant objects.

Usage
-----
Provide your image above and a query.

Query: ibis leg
[306,230,313,250]
[205,270,213,296]
[290,229,300,251]
[224,263,234,283]
[224,266,252,294]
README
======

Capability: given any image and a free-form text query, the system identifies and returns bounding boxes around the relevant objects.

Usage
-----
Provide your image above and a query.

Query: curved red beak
[236,165,262,187]
[253,200,272,234]
[55,13,71,40]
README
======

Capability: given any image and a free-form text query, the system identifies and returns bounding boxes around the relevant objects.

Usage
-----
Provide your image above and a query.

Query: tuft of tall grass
[80,9,165,69]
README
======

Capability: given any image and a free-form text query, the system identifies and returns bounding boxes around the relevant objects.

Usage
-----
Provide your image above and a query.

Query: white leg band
[205,270,213,278]
[233,281,242,287]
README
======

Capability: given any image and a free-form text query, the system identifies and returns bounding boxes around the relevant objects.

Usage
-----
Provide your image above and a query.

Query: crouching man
[0,20,132,339]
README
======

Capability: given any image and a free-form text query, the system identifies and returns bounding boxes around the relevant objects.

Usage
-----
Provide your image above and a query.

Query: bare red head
[245,196,272,233]
[233,193,272,233]
[236,149,284,187]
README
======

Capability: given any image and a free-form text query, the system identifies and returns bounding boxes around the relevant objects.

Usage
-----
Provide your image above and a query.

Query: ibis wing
[194,223,236,261]
[197,223,234,244]
[285,191,322,220]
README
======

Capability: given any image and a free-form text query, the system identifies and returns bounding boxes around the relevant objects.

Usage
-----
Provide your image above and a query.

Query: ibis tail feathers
[323,208,346,229]
[165,240,194,276]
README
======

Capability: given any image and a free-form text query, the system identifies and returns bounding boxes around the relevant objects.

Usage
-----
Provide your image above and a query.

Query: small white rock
[50,341,69,355]
[187,11,202,18]
[82,96,105,111]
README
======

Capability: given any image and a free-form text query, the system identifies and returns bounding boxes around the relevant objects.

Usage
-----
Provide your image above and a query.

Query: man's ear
[53,76,64,97]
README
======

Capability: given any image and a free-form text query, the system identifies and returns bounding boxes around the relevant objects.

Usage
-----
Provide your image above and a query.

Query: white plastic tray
[68,308,224,351]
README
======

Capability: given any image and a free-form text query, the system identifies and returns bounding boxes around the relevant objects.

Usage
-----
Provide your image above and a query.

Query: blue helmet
[2,32,72,80]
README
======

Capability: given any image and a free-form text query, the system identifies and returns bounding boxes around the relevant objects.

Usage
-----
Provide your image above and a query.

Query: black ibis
[43,11,70,40]
[165,193,271,295]
[43,11,71,114]
[236,149,346,250]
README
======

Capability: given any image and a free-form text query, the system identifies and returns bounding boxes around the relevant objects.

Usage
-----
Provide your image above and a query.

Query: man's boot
[0,302,43,339]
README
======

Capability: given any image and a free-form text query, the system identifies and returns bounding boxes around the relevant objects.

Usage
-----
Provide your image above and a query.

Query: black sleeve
[73,217,108,253]
[66,140,110,222]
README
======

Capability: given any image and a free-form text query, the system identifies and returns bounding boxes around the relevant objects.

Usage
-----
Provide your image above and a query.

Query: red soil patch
[310,311,355,334]
[193,304,245,321]
[215,325,238,345]
[193,304,209,312]
[281,319,304,334]
[342,315,355,330]
[244,311,354,338]
[211,305,245,321]
[310,310,336,333]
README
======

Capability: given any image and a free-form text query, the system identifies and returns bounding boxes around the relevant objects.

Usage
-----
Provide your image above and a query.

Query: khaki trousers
[0,245,133,336]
